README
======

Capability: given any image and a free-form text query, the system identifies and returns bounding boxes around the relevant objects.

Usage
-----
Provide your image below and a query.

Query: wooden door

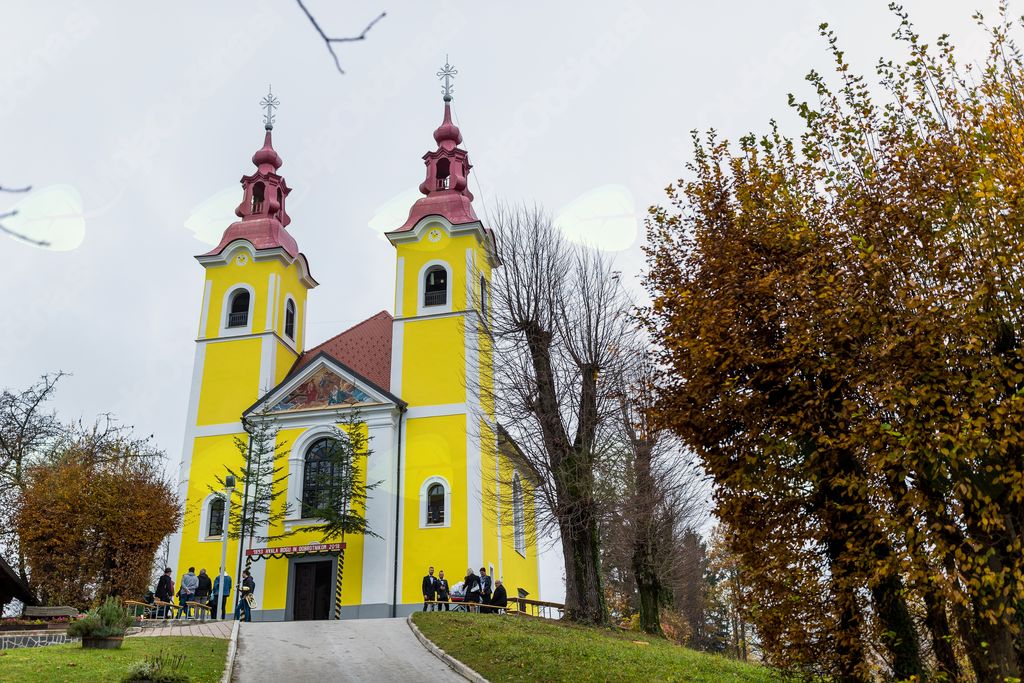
[293,560,333,621]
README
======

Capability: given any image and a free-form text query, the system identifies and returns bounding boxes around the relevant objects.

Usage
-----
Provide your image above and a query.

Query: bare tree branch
[295,0,386,75]
[0,210,50,247]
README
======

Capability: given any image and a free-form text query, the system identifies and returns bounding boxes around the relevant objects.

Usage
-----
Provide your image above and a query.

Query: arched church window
[251,182,265,214]
[424,266,448,307]
[427,483,445,525]
[436,158,451,190]
[302,437,338,519]
[285,299,296,339]
[208,496,226,537]
[512,473,526,555]
[276,187,283,218]
[227,289,250,328]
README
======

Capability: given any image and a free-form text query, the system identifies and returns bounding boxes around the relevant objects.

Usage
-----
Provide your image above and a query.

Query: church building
[167,79,540,620]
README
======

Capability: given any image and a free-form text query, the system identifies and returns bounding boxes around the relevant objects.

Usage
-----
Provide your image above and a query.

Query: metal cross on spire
[260,85,280,131]
[436,56,457,102]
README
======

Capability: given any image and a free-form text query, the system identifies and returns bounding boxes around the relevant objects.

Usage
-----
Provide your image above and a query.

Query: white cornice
[386,215,500,267]
[195,239,319,288]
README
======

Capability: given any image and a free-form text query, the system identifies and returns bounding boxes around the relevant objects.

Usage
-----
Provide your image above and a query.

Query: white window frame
[285,425,347,530]
[220,283,255,337]
[198,492,227,543]
[419,475,452,529]
[283,294,298,345]
[512,473,526,556]
[417,260,452,316]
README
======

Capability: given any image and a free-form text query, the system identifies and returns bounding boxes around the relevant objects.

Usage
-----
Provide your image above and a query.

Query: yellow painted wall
[177,434,246,587]
[196,339,261,425]
[497,457,540,598]
[400,317,465,407]
[201,250,309,351]
[401,414,466,602]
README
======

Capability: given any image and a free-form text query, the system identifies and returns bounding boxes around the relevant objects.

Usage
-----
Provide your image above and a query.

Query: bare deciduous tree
[0,373,64,581]
[606,346,708,635]
[478,203,631,624]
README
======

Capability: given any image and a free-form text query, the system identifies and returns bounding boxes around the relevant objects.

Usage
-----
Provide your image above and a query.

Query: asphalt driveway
[232,617,465,682]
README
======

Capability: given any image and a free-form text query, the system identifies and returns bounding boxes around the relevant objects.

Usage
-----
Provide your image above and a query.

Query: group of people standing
[153,566,255,621]
[422,566,508,613]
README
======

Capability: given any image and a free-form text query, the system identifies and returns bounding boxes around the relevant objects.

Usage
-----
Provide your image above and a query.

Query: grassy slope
[413,612,779,683]
[0,635,227,683]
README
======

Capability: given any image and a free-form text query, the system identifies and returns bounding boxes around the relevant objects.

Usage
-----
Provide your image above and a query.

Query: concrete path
[233,618,464,682]
[129,621,233,639]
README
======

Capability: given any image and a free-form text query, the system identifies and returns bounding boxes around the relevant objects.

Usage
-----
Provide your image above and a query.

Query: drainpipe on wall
[391,408,405,618]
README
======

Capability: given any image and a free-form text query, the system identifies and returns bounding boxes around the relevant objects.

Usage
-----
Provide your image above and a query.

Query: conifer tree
[290,413,380,541]
[213,410,291,546]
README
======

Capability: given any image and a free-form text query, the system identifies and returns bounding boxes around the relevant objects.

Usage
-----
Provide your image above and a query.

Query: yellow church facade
[167,89,539,620]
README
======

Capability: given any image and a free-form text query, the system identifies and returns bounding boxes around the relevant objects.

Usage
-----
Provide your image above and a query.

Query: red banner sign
[246,542,345,557]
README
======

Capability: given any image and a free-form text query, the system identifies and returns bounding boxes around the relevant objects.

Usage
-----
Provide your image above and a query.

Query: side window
[424,266,448,307]
[420,477,451,528]
[426,483,445,525]
[285,299,296,340]
[207,496,225,537]
[480,276,488,317]
[227,289,250,328]
[513,473,526,555]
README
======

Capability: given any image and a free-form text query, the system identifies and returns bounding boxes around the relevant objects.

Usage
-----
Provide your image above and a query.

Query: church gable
[247,355,401,417]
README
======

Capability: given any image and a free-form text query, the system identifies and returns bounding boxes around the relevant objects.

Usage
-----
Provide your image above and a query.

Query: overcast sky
[0,1,1000,601]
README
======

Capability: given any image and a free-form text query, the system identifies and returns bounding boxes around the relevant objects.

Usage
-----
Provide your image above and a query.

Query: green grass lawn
[413,612,780,683]
[0,635,227,683]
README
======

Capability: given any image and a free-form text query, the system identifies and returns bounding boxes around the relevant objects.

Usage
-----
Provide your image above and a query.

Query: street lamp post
[217,475,235,621]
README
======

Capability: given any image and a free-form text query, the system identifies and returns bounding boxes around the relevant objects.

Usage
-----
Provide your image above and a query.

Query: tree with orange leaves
[646,6,1024,681]
[17,431,179,610]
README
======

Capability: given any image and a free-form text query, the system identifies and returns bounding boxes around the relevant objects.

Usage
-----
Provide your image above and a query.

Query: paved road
[232,618,465,682]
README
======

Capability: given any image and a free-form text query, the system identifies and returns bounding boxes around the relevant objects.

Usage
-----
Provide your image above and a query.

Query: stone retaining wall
[0,630,78,650]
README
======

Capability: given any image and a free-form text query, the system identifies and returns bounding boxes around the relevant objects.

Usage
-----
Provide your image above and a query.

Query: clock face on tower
[427,228,442,243]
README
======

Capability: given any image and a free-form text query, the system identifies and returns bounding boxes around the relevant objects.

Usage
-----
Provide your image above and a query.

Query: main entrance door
[292,560,333,620]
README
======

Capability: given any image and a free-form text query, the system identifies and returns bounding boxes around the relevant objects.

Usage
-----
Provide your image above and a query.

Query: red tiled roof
[291,311,393,392]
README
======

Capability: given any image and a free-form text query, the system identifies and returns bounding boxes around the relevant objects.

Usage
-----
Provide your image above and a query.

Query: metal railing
[227,312,248,328]
[424,290,446,306]
[436,177,450,190]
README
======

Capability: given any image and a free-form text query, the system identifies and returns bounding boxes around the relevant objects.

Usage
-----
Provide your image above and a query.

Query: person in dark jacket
[463,568,481,610]
[479,567,493,613]
[490,580,508,613]
[155,567,174,618]
[435,570,450,611]
[195,569,212,607]
[234,570,255,622]
[422,566,438,611]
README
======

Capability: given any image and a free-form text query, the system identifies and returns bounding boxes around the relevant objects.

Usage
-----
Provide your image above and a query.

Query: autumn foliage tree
[17,433,179,610]
[646,7,1024,681]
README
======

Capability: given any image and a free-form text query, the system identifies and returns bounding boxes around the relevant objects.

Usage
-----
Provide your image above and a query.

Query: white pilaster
[360,411,400,606]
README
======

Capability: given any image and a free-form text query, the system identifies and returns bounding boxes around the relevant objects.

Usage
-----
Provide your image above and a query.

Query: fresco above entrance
[270,366,373,413]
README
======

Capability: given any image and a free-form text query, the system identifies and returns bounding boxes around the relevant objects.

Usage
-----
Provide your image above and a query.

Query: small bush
[67,597,134,639]
[122,652,188,683]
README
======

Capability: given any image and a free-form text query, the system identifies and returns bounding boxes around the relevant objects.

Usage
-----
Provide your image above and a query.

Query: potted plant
[67,597,134,649]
